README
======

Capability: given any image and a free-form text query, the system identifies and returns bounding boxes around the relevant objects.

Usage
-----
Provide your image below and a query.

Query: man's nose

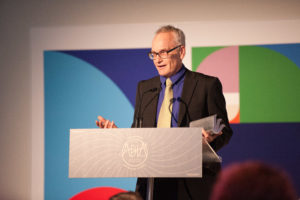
[156,55,163,62]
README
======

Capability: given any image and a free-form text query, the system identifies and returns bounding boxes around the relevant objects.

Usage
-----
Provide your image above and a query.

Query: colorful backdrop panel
[192,44,300,123]
[192,43,300,195]
[44,43,300,199]
[44,49,156,199]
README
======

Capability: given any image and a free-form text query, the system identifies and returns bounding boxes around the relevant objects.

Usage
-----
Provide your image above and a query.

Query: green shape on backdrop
[239,46,300,123]
[192,46,225,71]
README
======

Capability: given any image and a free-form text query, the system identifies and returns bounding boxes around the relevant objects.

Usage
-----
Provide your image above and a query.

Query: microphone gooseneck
[135,87,160,128]
[177,97,191,125]
[168,98,178,124]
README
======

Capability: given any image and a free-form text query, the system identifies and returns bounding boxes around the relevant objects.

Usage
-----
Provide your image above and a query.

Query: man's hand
[96,116,118,128]
[202,128,222,143]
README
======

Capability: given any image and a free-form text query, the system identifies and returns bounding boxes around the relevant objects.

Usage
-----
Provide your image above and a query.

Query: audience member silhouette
[210,161,298,200]
[109,191,143,200]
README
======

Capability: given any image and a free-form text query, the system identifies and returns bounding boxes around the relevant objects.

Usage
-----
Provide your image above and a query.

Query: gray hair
[156,25,186,46]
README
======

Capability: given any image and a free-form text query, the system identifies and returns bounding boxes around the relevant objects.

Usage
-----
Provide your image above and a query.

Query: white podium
[69,128,221,199]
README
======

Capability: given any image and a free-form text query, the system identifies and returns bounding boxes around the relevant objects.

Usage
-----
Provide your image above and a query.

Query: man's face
[151,32,185,78]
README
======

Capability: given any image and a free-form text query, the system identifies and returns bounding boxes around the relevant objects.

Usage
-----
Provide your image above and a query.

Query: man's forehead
[152,32,176,50]
[153,32,175,42]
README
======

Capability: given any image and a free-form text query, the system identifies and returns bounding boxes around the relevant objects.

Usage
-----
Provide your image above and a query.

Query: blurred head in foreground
[210,161,297,200]
[110,191,143,200]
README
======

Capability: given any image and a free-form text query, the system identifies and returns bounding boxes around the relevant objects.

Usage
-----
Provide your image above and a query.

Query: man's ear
[180,45,186,60]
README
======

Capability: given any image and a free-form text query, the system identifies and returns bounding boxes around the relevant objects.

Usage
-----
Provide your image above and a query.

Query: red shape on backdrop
[70,187,127,200]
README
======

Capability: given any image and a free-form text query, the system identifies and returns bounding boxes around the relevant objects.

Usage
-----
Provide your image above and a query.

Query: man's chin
[157,69,169,77]
[158,72,169,77]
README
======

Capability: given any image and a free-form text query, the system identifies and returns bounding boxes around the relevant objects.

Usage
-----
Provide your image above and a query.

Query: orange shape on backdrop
[230,110,240,124]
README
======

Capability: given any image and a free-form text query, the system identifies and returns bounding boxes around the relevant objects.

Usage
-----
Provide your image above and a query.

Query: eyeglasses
[148,45,181,60]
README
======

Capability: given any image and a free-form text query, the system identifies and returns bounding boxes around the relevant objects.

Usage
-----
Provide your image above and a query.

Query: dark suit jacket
[133,68,233,200]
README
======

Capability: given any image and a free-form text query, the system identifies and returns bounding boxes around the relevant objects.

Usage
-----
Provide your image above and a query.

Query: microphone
[134,87,160,128]
[138,87,161,127]
[177,97,191,125]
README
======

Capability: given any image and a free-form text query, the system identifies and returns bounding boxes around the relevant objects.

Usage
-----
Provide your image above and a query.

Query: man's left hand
[202,128,222,143]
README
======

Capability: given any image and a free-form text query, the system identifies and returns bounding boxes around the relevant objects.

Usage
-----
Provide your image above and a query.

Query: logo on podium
[121,136,148,169]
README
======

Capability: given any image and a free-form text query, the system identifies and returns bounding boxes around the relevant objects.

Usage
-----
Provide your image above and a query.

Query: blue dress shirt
[156,66,186,127]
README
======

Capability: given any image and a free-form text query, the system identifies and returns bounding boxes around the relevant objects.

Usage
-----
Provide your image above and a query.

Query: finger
[112,121,118,128]
[202,128,209,137]
[203,135,210,143]
[96,120,105,128]
[96,120,101,128]
[104,120,109,128]
[109,121,114,128]
[98,116,107,125]
[100,121,105,128]
[98,116,107,123]
[206,136,211,142]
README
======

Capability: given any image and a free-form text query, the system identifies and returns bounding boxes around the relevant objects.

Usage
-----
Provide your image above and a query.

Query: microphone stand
[135,87,160,200]
[143,90,160,200]
[146,97,190,200]
[146,98,175,200]
[146,178,154,200]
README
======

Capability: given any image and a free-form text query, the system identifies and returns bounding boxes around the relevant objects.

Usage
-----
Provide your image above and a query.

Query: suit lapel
[177,70,198,126]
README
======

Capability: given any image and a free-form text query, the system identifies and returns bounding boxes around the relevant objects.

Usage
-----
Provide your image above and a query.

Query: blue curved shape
[258,44,300,69]
[44,51,136,200]
[61,49,158,106]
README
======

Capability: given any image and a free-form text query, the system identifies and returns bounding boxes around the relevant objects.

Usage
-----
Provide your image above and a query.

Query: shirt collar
[160,65,186,86]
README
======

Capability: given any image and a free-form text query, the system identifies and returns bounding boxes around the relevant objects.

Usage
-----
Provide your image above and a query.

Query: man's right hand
[96,116,118,128]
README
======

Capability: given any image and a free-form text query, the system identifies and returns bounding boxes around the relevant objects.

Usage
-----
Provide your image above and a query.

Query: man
[96,25,233,200]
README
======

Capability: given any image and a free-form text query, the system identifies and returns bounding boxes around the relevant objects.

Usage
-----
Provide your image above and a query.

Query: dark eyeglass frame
[148,45,182,60]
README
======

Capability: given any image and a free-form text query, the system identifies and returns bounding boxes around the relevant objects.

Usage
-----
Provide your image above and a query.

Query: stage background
[43,44,300,199]
[1,1,300,199]
[35,23,300,199]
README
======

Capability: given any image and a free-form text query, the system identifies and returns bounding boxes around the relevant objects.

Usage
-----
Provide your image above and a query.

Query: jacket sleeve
[207,78,233,152]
